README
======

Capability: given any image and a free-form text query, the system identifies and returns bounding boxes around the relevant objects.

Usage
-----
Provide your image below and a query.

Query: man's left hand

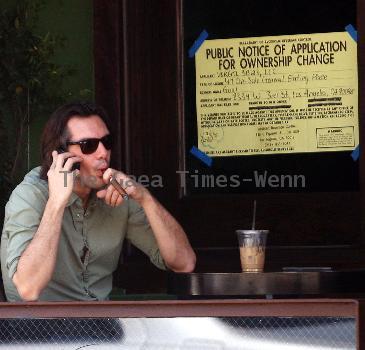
[96,168,150,207]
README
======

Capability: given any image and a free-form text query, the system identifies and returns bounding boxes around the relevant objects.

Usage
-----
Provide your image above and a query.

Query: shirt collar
[66,190,100,208]
[66,192,80,207]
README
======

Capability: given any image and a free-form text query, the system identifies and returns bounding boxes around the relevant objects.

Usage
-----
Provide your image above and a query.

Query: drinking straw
[251,200,256,230]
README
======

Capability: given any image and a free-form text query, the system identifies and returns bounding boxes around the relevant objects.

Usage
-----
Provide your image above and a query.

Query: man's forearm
[12,200,65,301]
[141,195,196,272]
[101,169,196,272]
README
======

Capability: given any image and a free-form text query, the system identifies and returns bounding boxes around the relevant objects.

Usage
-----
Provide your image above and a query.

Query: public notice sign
[195,32,358,156]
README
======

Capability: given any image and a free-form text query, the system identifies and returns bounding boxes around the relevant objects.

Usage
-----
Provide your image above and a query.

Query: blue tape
[190,146,212,167]
[188,30,209,58]
[345,24,357,42]
[351,145,359,161]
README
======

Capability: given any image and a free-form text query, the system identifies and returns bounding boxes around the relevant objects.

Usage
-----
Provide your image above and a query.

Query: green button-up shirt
[1,167,166,301]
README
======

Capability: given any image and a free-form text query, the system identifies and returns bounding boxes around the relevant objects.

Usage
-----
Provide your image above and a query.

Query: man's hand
[47,150,83,208]
[97,169,196,272]
[96,168,151,207]
[13,149,83,301]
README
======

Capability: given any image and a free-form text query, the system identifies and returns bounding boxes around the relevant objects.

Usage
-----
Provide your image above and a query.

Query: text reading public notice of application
[195,32,358,156]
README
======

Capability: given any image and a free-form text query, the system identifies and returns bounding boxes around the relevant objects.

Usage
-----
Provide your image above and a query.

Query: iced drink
[236,230,268,272]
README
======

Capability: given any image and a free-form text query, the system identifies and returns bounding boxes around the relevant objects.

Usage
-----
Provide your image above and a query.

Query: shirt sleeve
[2,183,47,279]
[125,199,167,270]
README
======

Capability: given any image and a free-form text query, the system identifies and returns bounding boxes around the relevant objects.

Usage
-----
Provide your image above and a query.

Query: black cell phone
[57,148,81,171]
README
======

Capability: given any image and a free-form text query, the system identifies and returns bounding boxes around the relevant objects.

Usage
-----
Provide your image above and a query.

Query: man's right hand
[47,150,83,208]
[13,150,82,301]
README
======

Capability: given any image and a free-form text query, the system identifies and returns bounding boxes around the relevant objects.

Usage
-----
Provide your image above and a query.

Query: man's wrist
[138,190,155,208]
[47,197,68,212]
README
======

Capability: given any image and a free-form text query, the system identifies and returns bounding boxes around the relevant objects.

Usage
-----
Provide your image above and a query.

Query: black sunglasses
[66,134,112,154]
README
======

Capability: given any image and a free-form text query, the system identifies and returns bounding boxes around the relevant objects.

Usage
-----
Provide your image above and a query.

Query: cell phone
[57,147,81,171]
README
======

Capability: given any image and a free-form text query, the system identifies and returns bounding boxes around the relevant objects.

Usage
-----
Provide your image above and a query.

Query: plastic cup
[236,230,269,272]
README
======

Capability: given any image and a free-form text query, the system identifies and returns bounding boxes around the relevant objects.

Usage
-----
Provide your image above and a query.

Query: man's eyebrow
[70,133,110,141]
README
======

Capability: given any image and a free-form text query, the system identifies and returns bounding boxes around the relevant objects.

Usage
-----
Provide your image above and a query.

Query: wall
[0,0,94,171]
[30,0,94,168]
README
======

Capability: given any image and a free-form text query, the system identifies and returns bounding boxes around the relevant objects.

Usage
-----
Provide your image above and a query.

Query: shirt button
[76,214,81,218]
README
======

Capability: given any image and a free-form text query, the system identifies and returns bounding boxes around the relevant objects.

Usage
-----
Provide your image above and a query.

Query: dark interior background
[184,0,358,194]
[94,0,365,293]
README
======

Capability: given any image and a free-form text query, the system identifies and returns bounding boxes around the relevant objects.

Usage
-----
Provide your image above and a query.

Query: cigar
[109,175,129,200]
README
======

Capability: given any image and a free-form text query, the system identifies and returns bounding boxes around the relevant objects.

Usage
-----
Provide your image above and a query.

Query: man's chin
[90,182,105,190]
[78,175,105,189]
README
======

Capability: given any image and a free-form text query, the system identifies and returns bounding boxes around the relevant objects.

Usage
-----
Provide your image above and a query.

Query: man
[1,102,196,301]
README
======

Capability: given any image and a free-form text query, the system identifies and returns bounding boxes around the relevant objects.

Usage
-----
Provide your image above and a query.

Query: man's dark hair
[40,101,112,180]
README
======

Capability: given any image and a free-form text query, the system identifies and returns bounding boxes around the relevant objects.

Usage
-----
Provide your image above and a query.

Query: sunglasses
[66,134,112,154]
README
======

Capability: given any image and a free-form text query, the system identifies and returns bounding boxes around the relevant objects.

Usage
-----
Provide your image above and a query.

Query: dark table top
[167,269,365,297]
